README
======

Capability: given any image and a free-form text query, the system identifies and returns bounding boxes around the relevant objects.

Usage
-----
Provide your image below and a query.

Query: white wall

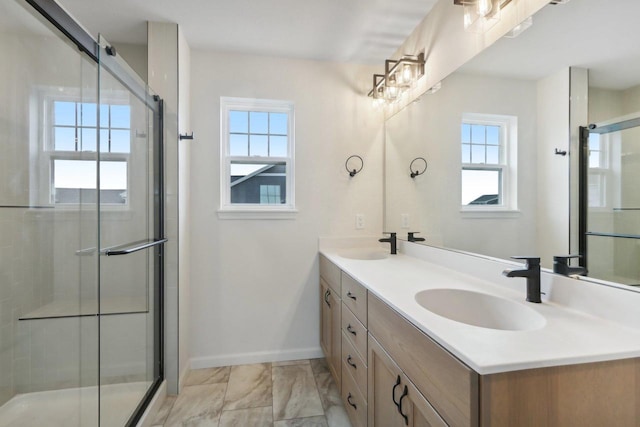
[189,51,383,367]
[536,68,571,268]
[177,28,191,390]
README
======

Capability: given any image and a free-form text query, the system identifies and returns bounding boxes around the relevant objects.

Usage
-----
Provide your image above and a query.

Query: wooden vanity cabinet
[322,255,640,426]
[368,292,640,427]
[320,255,342,388]
[368,334,447,427]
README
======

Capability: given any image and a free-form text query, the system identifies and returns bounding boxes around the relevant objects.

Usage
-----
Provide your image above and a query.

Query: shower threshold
[0,381,152,427]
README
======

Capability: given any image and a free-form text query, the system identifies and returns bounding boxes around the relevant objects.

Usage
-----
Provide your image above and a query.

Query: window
[48,99,130,205]
[588,133,608,208]
[220,97,295,216]
[461,113,517,211]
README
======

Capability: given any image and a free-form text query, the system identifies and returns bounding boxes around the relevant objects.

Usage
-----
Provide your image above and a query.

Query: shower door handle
[103,238,168,256]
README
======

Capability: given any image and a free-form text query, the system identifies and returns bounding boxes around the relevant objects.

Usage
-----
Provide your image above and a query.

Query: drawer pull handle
[346,291,357,300]
[347,355,357,369]
[346,324,357,335]
[398,385,409,425]
[392,375,402,407]
[324,289,331,307]
[347,393,357,410]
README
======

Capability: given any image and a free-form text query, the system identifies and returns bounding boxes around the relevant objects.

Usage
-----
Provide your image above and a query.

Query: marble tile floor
[152,358,351,427]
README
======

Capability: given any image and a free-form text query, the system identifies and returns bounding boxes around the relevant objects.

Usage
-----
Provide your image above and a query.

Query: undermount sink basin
[337,248,389,260]
[414,289,546,331]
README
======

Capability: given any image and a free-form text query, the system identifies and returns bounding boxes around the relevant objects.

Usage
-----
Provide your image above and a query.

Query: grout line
[218,368,231,425]
[271,363,276,425]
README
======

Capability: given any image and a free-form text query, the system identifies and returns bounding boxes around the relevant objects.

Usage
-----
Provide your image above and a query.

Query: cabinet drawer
[341,272,367,326]
[342,332,367,399]
[342,360,367,427]
[320,255,341,294]
[341,303,367,360]
[368,293,478,427]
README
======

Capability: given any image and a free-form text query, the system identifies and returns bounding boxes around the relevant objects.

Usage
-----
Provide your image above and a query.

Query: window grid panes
[51,100,131,205]
[260,185,281,204]
[53,101,131,153]
[229,110,288,157]
[588,133,603,168]
[461,123,502,165]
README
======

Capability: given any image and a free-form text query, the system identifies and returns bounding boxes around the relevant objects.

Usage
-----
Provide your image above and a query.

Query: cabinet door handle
[346,291,357,300]
[324,289,331,307]
[347,355,357,369]
[347,392,357,410]
[346,324,357,336]
[398,385,409,425]
[392,375,402,407]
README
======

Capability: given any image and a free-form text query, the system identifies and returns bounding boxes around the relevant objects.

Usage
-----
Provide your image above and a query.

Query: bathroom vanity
[319,240,640,427]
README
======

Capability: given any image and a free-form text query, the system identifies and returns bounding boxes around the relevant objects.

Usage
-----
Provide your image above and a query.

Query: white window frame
[38,88,132,209]
[219,97,296,219]
[460,113,518,214]
[587,132,612,211]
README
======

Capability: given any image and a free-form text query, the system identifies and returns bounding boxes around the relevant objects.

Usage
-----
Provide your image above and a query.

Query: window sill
[460,209,521,219]
[217,208,298,220]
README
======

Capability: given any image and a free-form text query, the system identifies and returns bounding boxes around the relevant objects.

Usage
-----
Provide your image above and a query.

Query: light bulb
[477,0,492,17]
[402,64,413,84]
[386,85,398,100]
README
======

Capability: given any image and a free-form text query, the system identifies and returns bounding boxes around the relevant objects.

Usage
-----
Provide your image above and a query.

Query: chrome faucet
[502,256,541,303]
[408,232,425,242]
[553,255,587,276]
[379,232,397,255]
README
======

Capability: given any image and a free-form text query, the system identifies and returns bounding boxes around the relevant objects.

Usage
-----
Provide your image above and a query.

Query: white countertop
[320,244,640,375]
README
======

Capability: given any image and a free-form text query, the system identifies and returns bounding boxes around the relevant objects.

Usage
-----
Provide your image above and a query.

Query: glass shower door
[581,118,640,286]
[97,36,163,426]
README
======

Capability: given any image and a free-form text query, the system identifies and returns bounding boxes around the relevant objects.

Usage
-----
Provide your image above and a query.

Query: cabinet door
[321,278,341,387]
[369,334,447,427]
[400,373,448,427]
[320,279,332,360]
[368,334,405,427]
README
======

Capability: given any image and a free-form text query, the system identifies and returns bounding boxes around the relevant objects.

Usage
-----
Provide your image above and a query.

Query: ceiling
[460,0,640,90]
[56,0,438,63]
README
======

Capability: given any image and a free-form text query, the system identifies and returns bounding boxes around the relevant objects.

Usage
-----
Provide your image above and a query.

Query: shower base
[0,381,151,427]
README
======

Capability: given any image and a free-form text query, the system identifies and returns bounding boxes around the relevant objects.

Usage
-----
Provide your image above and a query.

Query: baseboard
[189,347,324,369]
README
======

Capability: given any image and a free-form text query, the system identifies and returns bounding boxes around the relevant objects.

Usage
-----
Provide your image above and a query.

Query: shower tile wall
[0,210,55,405]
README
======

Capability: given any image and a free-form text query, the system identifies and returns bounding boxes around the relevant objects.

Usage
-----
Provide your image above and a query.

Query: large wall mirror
[384,0,640,289]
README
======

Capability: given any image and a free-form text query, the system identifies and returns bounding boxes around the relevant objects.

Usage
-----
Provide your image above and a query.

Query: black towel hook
[345,155,364,177]
[410,157,428,178]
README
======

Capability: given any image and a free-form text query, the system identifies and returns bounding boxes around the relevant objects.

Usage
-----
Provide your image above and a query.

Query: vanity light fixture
[454,0,507,33]
[368,53,425,105]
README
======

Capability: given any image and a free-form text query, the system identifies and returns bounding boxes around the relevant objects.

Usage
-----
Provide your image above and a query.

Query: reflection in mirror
[384,0,640,288]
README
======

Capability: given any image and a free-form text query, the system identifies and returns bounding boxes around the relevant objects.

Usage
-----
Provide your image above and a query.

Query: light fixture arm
[368,52,425,104]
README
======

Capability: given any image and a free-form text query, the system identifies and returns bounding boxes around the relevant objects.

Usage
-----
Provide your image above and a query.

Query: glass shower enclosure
[0,1,164,425]
[580,116,640,287]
